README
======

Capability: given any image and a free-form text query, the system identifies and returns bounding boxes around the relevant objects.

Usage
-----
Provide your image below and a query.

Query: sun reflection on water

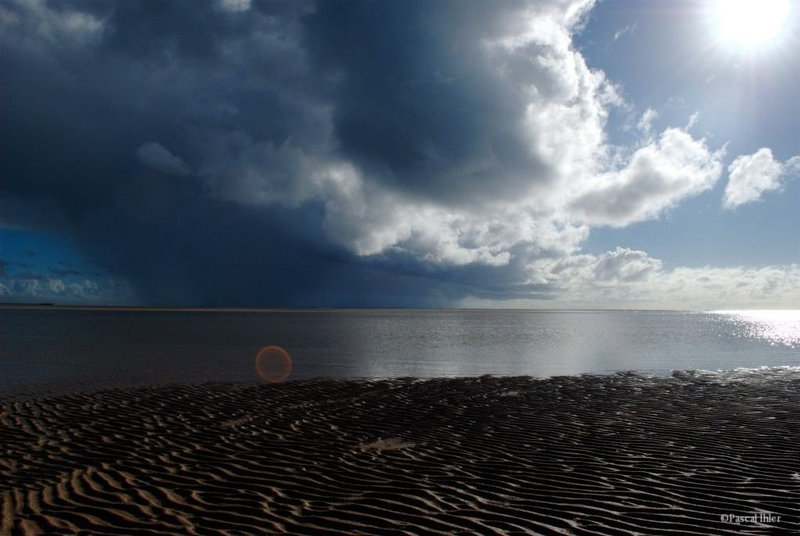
[709,310,800,349]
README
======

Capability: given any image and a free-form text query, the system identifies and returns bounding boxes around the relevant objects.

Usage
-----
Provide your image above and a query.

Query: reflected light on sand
[255,345,292,383]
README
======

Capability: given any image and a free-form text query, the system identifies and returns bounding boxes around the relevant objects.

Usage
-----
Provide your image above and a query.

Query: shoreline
[3,373,799,534]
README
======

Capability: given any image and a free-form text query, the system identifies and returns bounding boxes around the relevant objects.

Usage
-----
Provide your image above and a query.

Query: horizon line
[2,303,795,313]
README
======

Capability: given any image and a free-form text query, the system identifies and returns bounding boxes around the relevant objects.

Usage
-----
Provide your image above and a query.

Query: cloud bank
[1,0,796,307]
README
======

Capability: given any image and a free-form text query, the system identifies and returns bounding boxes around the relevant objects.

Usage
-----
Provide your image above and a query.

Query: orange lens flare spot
[255,345,292,384]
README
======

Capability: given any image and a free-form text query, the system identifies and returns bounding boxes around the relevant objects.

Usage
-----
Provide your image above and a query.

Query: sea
[1,308,798,398]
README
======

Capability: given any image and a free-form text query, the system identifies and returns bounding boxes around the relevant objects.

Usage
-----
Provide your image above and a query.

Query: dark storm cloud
[303,0,548,204]
[136,143,191,176]
[1,0,556,306]
[1,0,331,305]
[12,0,730,307]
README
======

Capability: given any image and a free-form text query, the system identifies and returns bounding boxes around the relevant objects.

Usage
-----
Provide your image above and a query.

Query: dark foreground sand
[2,372,799,535]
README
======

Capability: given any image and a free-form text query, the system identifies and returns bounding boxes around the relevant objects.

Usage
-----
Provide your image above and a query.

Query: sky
[1,0,798,309]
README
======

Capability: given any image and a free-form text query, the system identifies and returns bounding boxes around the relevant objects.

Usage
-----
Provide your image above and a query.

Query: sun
[713,0,791,47]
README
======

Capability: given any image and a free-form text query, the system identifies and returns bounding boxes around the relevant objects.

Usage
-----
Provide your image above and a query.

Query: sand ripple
[2,373,799,535]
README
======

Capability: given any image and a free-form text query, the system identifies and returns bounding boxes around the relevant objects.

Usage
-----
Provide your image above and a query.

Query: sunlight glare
[714,0,790,46]
[709,310,800,348]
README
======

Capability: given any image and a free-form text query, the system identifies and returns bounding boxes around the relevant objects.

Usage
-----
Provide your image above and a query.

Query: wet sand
[2,373,799,535]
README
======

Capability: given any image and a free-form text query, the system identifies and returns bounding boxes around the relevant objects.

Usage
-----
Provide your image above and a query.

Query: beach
[2,372,798,535]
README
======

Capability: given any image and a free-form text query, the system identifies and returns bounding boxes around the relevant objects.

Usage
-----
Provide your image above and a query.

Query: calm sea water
[1,308,798,397]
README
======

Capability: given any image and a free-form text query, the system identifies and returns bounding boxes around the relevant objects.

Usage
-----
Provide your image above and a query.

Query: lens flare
[255,345,292,383]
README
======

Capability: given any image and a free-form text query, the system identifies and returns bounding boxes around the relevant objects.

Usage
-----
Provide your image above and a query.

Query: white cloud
[303,8,722,265]
[461,248,800,310]
[537,247,663,300]
[570,128,723,226]
[137,143,191,176]
[0,275,137,305]
[312,162,586,266]
[613,22,637,42]
[657,265,800,309]
[637,108,658,134]
[589,247,663,283]
[544,248,800,309]
[485,1,619,185]
[723,148,799,208]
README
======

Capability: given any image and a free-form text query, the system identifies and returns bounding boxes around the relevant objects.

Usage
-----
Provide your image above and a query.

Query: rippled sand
[2,372,799,535]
